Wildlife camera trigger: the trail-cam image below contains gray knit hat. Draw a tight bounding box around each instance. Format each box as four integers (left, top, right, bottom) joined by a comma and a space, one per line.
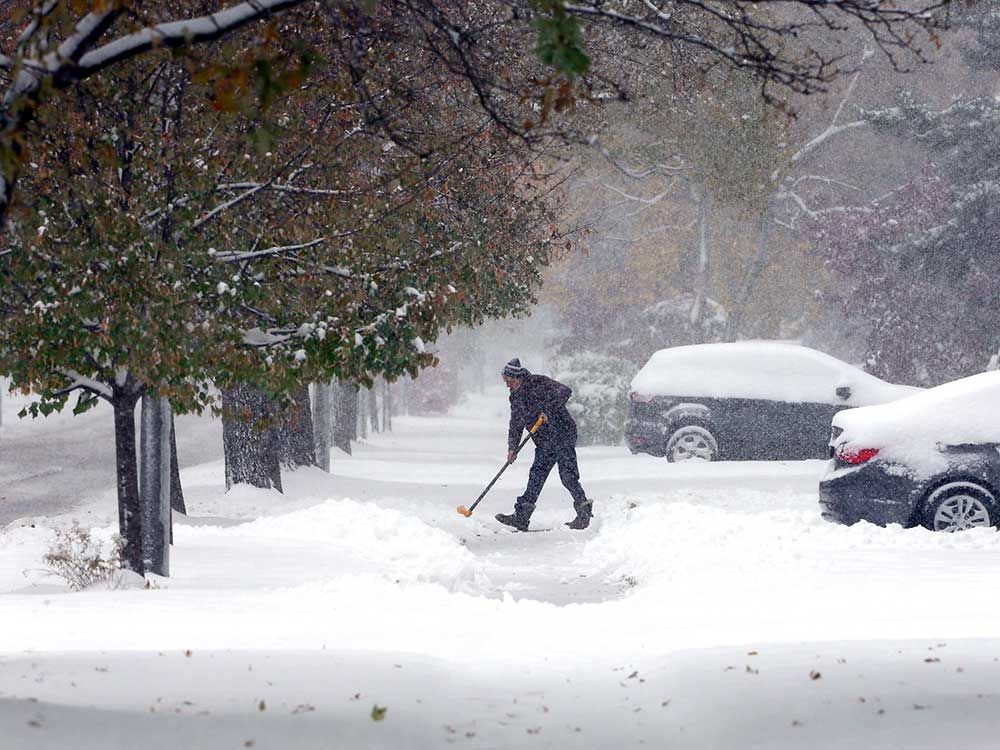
502, 357, 530, 378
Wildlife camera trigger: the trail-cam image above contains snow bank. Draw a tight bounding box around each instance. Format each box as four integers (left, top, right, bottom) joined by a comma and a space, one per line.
578, 493, 1000, 647
1, 495, 489, 597
630, 342, 917, 406
210, 498, 486, 590
832, 371, 1000, 476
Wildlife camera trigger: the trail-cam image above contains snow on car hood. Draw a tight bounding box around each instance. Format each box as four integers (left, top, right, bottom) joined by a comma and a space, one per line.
832, 371, 1000, 476
629, 342, 918, 406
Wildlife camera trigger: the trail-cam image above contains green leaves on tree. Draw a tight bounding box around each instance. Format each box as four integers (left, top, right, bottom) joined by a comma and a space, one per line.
531, 1, 590, 78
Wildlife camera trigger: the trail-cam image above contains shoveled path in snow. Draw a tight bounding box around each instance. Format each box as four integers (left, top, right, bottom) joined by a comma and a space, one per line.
329, 389, 822, 605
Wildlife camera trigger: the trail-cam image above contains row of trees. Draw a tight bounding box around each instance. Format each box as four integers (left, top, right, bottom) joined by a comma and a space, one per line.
1, 2, 558, 572
812, 9, 1000, 385
0, 0, 950, 574
543, 4, 998, 390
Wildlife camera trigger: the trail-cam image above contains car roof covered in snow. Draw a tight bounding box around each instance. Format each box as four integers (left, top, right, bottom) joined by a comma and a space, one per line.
629, 341, 918, 406
832, 370, 1000, 457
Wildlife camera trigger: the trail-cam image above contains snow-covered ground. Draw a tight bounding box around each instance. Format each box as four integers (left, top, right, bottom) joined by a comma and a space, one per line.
2, 388, 1000, 749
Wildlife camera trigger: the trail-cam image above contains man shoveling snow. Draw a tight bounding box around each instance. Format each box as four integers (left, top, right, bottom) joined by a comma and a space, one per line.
496, 358, 593, 531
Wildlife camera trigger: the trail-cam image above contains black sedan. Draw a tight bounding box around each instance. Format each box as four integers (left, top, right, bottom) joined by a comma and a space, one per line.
820, 371, 1000, 532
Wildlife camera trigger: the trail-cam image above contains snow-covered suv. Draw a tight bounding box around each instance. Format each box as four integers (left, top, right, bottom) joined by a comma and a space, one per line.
625, 342, 917, 462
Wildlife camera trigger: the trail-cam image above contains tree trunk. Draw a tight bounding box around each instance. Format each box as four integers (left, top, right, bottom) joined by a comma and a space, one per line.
170, 412, 186, 515
278, 383, 316, 468
690, 187, 710, 343
726, 212, 771, 342
139, 394, 171, 577
312, 382, 332, 472
332, 381, 357, 454
368, 385, 380, 433
221, 383, 282, 493
350, 387, 359, 441
358, 388, 368, 439
397, 378, 409, 417
382, 379, 392, 432
113, 394, 143, 573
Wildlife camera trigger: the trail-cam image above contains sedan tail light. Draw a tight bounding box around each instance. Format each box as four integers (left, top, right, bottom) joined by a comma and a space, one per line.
836, 446, 879, 465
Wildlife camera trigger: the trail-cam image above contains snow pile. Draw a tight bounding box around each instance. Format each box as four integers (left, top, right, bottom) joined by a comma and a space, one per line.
630, 342, 917, 406
185, 498, 488, 592
580, 493, 1000, 624
580, 496, 804, 592
832, 371, 1000, 476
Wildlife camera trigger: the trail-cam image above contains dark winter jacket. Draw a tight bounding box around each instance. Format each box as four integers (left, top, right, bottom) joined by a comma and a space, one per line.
507, 374, 577, 452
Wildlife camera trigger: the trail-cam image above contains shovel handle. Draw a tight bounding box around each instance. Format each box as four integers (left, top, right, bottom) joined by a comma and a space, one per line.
456, 414, 548, 518
529, 413, 547, 433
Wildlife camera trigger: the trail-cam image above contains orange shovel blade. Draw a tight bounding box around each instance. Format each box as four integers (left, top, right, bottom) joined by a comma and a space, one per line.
456, 505, 472, 517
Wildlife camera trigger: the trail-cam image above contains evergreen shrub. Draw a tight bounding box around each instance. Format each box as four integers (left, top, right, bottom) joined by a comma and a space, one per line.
553, 352, 637, 445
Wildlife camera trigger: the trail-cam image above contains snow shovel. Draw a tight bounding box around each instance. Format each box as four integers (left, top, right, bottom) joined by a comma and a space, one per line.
457, 413, 547, 518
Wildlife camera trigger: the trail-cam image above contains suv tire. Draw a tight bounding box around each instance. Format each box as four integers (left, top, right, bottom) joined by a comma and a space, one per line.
921, 482, 999, 532
665, 422, 719, 463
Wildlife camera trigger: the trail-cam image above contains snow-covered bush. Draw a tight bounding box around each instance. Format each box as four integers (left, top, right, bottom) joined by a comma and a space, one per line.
43, 524, 126, 590
553, 352, 637, 445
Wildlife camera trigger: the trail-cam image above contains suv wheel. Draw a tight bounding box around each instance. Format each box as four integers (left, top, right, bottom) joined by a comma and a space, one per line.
665, 423, 719, 462
922, 482, 998, 532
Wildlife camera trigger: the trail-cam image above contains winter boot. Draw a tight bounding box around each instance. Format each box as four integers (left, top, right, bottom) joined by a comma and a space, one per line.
496, 500, 534, 531
565, 499, 593, 530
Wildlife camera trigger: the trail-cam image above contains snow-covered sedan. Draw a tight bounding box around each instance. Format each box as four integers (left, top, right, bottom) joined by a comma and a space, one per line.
625, 342, 918, 462
820, 371, 1000, 532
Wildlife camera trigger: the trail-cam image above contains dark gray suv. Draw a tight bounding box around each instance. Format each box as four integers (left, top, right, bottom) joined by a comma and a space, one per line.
625, 342, 916, 462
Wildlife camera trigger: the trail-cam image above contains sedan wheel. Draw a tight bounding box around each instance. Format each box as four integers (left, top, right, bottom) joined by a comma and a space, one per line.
924, 483, 997, 532
665, 424, 719, 463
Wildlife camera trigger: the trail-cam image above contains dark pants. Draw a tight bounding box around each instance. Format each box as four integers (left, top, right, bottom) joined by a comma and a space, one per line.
515, 440, 590, 521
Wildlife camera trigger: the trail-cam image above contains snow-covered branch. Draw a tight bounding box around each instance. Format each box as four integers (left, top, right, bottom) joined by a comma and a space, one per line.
789, 119, 867, 166
789, 174, 861, 193
602, 183, 674, 206
214, 238, 325, 262
586, 135, 687, 180
216, 182, 345, 197
54, 369, 114, 401
0, 0, 308, 237
74, 0, 308, 78
788, 59, 872, 167
192, 182, 270, 231
321, 265, 354, 279
241, 327, 292, 348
